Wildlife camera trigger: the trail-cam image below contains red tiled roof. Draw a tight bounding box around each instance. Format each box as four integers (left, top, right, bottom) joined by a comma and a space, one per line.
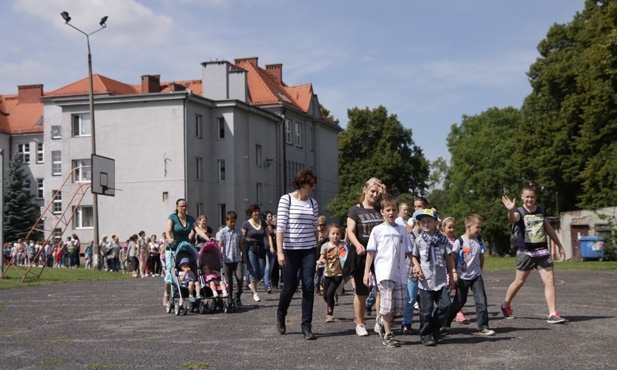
47, 74, 139, 97
0, 94, 43, 134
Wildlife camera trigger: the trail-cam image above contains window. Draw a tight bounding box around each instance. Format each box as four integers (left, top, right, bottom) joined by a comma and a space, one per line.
218, 117, 225, 139
23, 178, 31, 193
17, 143, 30, 163
218, 160, 226, 182
285, 119, 292, 144
295, 122, 302, 147
195, 203, 202, 217
72, 159, 92, 182
256, 182, 262, 204
36, 142, 44, 163
256, 144, 262, 167
37, 179, 44, 199
219, 203, 227, 227
51, 125, 62, 139
72, 113, 91, 137
195, 157, 202, 180
73, 206, 93, 228
52, 151, 61, 176
195, 114, 203, 138
52, 190, 62, 214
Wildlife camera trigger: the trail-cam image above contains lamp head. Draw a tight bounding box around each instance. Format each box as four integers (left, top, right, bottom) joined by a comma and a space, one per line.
60, 11, 71, 23
99, 16, 108, 27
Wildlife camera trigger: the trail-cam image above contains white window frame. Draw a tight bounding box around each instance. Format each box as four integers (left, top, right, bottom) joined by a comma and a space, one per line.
72, 159, 92, 183
52, 151, 61, 176
37, 178, 44, 199
196, 157, 202, 180
285, 119, 292, 144
218, 117, 225, 139
295, 122, 302, 147
52, 190, 62, 214
72, 113, 91, 137
22, 178, 31, 193
218, 159, 226, 183
195, 114, 203, 138
17, 143, 30, 163
73, 206, 93, 228
256, 144, 262, 167
36, 142, 44, 163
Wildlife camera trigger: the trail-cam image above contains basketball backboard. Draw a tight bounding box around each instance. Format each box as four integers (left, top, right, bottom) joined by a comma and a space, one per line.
91, 154, 115, 196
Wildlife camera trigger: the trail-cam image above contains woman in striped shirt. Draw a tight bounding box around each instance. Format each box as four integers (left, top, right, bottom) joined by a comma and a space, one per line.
275, 168, 319, 340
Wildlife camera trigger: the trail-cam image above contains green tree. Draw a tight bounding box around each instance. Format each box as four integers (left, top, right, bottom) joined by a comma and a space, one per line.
325, 105, 429, 223
444, 107, 523, 255
520, 0, 617, 211
3, 155, 41, 242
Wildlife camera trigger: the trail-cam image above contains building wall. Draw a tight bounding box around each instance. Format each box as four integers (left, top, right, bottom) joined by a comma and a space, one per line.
556, 206, 617, 260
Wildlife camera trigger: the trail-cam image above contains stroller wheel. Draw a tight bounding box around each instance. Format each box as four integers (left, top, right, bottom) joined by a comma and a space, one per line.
198, 301, 206, 314
174, 301, 181, 315
207, 299, 216, 314
222, 300, 228, 313
165, 299, 173, 314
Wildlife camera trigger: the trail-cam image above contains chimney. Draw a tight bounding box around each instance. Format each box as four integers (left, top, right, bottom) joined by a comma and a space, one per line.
234, 57, 258, 67
141, 75, 161, 93
265, 64, 283, 84
168, 82, 186, 92
17, 84, 43, 103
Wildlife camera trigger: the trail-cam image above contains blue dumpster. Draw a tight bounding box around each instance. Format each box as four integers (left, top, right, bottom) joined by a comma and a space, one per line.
580, 236, 605, 260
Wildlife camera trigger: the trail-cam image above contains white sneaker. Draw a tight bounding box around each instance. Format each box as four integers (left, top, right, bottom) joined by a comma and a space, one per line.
356, 324, 369, 337
375, 316, 385, 338
253, 293, 261, 302
478, 328, 496, 336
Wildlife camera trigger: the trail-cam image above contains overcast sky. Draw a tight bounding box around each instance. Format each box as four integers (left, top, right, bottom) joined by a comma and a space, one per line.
1, 0, 585, 161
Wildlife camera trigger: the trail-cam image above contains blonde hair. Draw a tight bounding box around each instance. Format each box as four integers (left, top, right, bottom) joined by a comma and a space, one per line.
359, 177, 384, 203
465, 213, 483, 227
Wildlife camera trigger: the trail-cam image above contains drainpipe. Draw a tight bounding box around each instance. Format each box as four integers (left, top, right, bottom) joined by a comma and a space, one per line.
281, 109, 287, 197
183, 93, 189, 201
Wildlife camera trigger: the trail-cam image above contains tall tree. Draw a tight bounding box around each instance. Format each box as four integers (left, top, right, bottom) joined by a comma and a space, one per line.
444, 107, 523, 255
3, 155, 41, 242
520, 0, 617, 211
325, 105, 429, 223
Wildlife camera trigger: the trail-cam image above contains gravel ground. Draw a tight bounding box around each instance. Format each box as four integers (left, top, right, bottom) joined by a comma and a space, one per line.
0, 269, 616, 369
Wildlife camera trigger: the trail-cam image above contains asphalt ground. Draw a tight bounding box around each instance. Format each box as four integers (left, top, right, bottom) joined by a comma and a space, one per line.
1, 269, 616, 370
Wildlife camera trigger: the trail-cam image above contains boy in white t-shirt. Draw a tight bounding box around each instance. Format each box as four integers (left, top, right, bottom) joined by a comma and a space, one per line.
364, 197, 414, 348
444, 213, 495, 336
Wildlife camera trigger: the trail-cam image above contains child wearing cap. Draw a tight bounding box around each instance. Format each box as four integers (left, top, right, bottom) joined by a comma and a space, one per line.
179, 258, 202, 302
412, 208, 456, 346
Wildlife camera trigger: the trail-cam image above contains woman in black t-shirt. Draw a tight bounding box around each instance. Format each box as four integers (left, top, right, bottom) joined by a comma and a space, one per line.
344, 177, 386, 337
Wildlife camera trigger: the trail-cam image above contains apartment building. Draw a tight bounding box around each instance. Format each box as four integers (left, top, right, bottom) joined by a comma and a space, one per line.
0, 57, 340, 242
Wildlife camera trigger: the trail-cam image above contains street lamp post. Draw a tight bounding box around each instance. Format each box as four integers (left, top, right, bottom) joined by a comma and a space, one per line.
61, 11, 108, 270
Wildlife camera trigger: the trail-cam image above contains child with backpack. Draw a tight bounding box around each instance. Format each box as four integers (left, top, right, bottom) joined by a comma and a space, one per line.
441, 217, 469, 325
501, 183, 567, 324
443, 214, 495, 336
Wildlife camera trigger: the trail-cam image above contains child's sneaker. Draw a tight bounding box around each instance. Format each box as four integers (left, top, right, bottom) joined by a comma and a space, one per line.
189, 295, 196, 302
501, 304, 514, 319
478, 328, 496, 336
382, 333, 401, 348
401, 324, 413, 335
326, 315, 334, 323
375, 316, 386, 338
355, 324, 369, 337
547, 311, 566, 324
456, 311, 469, 324
195, 294, 203, 300
253, 293, 261, 302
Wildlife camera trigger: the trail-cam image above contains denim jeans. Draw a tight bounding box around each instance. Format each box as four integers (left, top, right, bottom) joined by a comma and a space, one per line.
247, 248, 266, 283
402, 278, 419, 326
277, 248, 316, 329
418, 286, 451, 340
264, 248, 276, 289
446, 275, 489, 330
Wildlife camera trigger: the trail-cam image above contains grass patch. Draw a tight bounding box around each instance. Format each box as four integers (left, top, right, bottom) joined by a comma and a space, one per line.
36, 359, 69, 365
0, 328, 11, 333
484, 255, 617, 271
183, 361, 209, 369
24, 339, 73, 344
0, 267, 132, 290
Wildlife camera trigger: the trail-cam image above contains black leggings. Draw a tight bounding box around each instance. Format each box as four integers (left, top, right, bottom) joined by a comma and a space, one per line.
322, 275, 343, 314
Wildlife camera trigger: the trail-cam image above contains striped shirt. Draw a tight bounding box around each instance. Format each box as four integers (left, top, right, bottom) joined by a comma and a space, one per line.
276, 193, 318, 250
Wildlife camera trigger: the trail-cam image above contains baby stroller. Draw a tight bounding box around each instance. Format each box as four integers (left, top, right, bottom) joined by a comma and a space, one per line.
167, 241, 204, 315
199, 241, 234, 314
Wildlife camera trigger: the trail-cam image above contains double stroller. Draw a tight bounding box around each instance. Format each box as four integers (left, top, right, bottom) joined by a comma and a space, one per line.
166, 241, 205, 315
199, 241, 235, 314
